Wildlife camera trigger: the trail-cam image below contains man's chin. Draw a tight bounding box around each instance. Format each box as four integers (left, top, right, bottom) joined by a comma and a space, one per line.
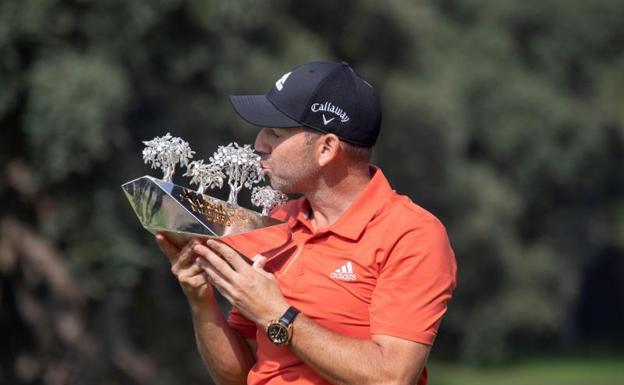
267, 179, 294, 195
266, 177, 281, 192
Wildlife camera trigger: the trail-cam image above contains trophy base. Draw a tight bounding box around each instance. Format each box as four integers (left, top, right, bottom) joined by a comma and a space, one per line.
121, 176, 287, 252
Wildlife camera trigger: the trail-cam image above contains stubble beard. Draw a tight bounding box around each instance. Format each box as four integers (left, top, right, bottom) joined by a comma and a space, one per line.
266, 161, 317, 195
266, 140, 318, 194
266, 172, 299, 195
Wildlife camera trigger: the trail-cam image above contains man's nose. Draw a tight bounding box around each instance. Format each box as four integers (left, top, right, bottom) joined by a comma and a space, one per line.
254, 128, 271, 155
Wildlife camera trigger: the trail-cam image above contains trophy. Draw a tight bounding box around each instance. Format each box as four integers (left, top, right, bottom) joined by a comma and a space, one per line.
121, 133, 289, 250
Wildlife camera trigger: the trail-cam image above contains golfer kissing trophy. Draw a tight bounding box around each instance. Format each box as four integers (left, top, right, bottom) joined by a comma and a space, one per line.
121, 133, 288, 250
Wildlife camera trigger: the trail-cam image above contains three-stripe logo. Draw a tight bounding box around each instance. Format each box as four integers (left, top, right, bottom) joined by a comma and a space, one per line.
330, 261, 357, 281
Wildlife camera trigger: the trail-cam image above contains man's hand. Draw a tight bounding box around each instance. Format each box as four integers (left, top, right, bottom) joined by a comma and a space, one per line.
156, 234, 258, 383
193, 239, 289, 328
156, 233, 213, 306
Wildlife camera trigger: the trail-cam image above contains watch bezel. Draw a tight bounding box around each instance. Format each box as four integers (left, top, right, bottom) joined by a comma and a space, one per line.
267, 320, 292, 345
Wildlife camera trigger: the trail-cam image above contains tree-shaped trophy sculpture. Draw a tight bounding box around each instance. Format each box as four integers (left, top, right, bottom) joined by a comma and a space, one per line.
210, 143, 265, 205
121, 133, 288, 251
184, 159, 225, 194
142, 132, 195, 182
252, 186, 289, 216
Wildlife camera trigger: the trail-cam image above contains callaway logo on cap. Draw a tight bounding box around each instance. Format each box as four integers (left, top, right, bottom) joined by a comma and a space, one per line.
229, 61, 381, 147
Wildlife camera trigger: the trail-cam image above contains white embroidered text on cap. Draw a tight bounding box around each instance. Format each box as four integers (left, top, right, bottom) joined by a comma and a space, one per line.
311, 102, 350, 123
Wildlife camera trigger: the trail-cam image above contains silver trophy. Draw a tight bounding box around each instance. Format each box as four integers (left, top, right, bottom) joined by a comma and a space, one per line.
121, 133, 288, 249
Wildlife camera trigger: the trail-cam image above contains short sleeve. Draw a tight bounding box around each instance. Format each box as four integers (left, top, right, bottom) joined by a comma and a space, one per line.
227, 307, 257, 340
369, 217, 457, 346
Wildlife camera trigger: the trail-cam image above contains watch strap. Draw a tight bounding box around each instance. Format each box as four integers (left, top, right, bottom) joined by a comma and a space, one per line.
278, 306, 300, 327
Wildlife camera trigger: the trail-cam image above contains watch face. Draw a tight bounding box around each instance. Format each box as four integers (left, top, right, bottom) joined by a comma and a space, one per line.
267, 323, 289, 345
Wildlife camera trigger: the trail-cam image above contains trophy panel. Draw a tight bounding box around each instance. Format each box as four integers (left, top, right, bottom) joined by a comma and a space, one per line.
122, 176, 285, 246
122, 176, 216, 237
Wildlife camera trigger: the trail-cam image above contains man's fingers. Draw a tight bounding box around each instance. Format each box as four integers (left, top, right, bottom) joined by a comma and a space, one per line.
205, 239, 248, 271
193, 244, 238, 280
183, 274, 209, 289
171, 239, 201, 272
156, 232, 200, 269
196, 257, 235, 297
156, 233, 180, 260
252, 255, 274, 279
176, 261, 204, 280
252, 254, 267, 269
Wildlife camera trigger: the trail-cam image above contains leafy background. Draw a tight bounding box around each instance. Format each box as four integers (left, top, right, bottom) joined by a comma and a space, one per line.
1, 0, 623, 384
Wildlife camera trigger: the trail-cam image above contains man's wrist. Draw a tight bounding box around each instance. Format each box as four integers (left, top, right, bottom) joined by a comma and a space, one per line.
189, 296, 221, 319
266, 306, 301, 346
260, 304, 291, 331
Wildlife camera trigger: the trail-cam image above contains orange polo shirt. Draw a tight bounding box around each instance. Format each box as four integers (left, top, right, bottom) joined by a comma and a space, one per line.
224, 166, 457, 385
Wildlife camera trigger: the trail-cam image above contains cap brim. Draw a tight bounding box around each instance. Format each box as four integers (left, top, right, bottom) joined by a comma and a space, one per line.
229, 95, 301, 128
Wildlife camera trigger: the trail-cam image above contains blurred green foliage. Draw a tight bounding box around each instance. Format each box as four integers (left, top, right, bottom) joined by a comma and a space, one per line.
1, 0, 623, 384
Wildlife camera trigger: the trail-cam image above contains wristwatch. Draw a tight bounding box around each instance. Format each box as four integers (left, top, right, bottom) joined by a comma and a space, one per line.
266, 306, 300, 345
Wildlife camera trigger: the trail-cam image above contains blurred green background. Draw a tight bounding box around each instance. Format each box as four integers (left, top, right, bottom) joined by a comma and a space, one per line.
1, 0, 623, 384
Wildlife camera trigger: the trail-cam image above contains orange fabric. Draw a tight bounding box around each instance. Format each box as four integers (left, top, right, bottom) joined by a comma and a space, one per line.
224, 166, 457, 385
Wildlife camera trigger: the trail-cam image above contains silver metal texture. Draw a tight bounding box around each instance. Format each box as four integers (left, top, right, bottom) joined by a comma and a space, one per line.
121, 175, 283, 247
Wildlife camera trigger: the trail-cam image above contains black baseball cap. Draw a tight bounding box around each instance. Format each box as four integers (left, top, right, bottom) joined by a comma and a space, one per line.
229, 61, 381, 147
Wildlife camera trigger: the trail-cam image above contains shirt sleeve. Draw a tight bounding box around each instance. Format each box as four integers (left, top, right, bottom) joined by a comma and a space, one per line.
369, 217, 457, 346
227, 307, 258, 340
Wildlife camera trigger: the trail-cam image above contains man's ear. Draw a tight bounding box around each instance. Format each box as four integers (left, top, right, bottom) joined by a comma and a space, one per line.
317, 134, 341, 167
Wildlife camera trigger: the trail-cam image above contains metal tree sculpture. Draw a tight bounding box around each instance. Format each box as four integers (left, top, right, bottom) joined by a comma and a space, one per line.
251, 186, 288, 216
184, 160, 225, 194
142, 132, 195, 182
209, 143, 264, 205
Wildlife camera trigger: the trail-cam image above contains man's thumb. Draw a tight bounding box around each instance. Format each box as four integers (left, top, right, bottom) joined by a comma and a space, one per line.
252, 254, 268, 271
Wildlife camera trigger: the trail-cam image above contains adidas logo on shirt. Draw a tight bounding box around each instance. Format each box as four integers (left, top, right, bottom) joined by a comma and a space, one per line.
330, 261, 357, 281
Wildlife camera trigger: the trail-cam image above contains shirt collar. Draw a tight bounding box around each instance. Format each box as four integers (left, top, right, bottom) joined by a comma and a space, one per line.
287, 165, 395, 240
285, 198, 311, 230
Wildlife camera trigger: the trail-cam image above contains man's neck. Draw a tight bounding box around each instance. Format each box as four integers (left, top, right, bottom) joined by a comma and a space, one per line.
304, 164, 372, 231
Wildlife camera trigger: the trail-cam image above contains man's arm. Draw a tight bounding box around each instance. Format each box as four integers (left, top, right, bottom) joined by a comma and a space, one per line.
289, 315, 430, 385
194, 239, 431, 385
188, 300, 256, 385
156, 234, 255, 385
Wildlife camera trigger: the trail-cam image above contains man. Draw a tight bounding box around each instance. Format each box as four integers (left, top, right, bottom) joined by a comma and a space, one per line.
156, 61, 457, 385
